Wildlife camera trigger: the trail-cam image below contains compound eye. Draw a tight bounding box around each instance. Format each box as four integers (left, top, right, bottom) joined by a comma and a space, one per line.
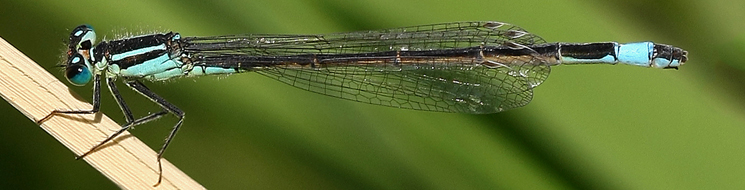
65, 53, 93, 86
69, 24, 96, 51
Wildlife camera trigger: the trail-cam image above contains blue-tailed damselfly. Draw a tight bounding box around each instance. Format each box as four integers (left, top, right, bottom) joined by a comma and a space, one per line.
38, 21, 688, 185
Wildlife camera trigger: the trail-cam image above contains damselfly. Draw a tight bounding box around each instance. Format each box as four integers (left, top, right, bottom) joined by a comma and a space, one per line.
38, 21, 688, 185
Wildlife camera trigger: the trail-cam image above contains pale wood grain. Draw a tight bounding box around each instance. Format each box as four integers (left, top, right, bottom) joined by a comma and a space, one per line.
0, 37, 205, 189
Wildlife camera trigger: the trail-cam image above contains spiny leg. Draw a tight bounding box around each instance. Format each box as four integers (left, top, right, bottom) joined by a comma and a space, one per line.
125, 80, 185, 186
107, 77, 135, 122
76, 77, 169, 158
37, 74, 175, 185
75, 110, 168, 159
37, 74, 102, 124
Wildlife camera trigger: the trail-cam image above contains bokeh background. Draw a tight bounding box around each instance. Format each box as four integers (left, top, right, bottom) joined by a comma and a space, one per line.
1, 0, 744, 189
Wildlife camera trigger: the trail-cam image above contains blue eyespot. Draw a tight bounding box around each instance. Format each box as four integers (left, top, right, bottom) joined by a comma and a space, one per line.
65, 54, 93, 86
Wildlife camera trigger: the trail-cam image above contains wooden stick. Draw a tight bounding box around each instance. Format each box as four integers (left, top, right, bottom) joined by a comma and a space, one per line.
0, 37, 204, 189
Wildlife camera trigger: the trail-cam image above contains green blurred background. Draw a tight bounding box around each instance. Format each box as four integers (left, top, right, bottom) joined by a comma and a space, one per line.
1, 0, 744, 189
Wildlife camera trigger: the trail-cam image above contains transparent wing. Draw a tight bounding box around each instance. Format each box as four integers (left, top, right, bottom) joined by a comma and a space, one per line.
183, 21, 552, 113
183, 21, 547, 55
255, 56, 549, 114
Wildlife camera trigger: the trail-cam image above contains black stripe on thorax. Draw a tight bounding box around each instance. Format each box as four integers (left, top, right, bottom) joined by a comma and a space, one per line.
97, 32, 179, 69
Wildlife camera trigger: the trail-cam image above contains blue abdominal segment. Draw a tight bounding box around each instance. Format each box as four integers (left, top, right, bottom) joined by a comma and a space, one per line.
616, 42, 654, 67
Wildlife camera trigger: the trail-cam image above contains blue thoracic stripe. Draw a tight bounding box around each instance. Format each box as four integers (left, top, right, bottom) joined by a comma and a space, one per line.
111, 44, 167, 61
